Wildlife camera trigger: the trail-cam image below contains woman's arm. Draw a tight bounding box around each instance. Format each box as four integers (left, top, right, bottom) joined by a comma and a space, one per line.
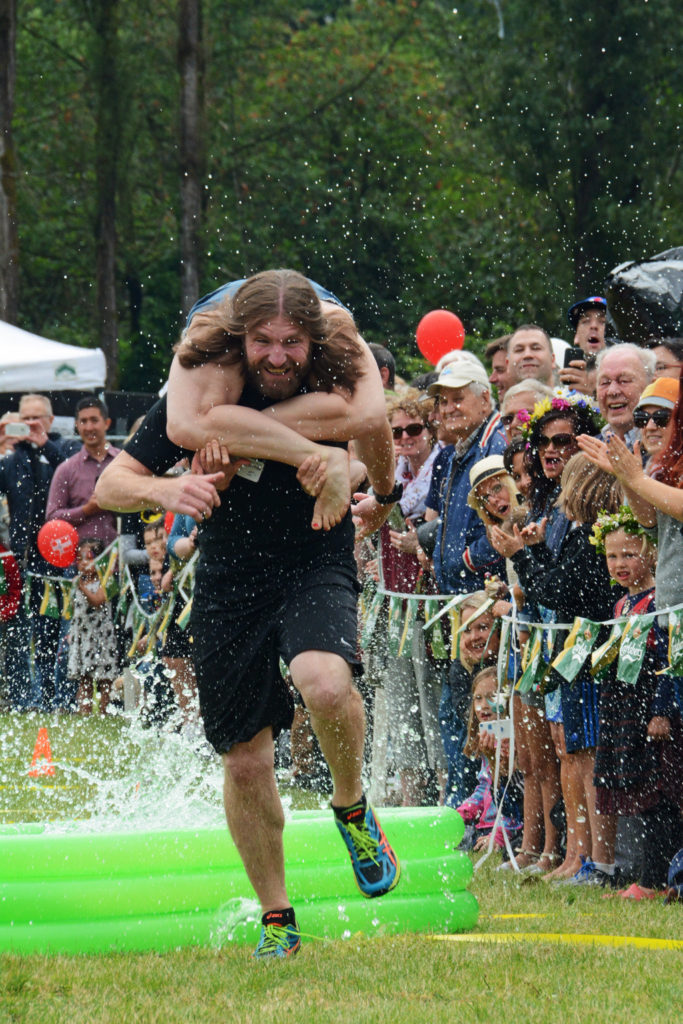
578, 435, 665, 525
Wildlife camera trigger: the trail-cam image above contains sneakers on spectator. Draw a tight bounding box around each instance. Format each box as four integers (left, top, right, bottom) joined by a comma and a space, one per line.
560, 856, 618, 888
252, 909, 301, 960
334, 797, 400, 898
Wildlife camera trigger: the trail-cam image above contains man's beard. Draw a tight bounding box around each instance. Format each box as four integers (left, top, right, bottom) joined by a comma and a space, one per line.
244, 353, 313, 401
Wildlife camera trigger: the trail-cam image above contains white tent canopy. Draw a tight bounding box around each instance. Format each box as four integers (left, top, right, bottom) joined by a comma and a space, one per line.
0, 320, 106, 392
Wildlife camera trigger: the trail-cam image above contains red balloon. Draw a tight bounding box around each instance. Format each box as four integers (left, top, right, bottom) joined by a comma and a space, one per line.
416, 309, 465, 365
37, 520, 79, 568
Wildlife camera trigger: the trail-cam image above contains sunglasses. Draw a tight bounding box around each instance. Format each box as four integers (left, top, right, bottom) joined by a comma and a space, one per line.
392, 423, 425, 439
537, 433, 575, 451
633, 408, 671, 429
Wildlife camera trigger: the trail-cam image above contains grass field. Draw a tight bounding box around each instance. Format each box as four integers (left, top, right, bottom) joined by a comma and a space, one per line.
1, 712, 681, 1024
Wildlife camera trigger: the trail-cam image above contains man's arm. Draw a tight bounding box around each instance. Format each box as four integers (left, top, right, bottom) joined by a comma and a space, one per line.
95, 451, 226, 521
263, 338, 388, 443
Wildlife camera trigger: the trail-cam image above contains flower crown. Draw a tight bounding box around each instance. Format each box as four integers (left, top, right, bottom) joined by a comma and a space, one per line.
590, 505, 658, 555
517, 388, 603, 442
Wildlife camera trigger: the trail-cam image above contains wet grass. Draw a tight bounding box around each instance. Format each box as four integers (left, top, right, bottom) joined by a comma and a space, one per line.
0, 713, 681, 1023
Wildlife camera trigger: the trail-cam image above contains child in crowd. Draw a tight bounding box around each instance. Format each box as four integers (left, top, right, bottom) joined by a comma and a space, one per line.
457, 666, 523, 852
67, 539, 119, 714
442, 591, 500, 807
593, 507, 683, 898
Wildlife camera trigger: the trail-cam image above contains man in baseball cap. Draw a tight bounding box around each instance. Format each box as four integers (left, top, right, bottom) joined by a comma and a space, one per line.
567, 296, 608, 358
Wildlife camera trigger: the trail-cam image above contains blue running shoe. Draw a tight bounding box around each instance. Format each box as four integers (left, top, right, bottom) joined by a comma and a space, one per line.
334, 799, 400, 898
560, 856, 616, 888
252, 910, 300, 960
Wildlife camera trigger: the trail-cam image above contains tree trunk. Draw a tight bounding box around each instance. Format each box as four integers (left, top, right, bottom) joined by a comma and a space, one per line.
178, 0, 205, 318
92, 0, 121, 387
0, 0, 19, 322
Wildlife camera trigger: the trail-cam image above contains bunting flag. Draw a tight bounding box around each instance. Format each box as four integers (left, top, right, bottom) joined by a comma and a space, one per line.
617, 613, 656, 685
59, 579, 74, 621
360, 591, 384, 649
551, 618, 602, 683
176, 596, 193, 632
516, 626, 546, 694
39, 580, 61, 619
591, 622, 625, 679
157, 594, 176, 646
24, 574, 32, 613
497, 617, 513, 685
93, 543, 119, 601
397, 597, 417, 659
448, 607, 461, 661
667, 608, 683, 675
387, 595, 404, 657
424, 599, 448, 660
127, 615, 147, 660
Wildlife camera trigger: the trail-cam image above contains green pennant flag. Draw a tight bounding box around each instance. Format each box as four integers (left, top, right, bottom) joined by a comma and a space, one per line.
94, 545, 119, 601
617, 613, 655, 685
127, 612, 147, 660
551, 618, 601, 683
157, 594, 176, 646
360, 592, 384, 649
497, 617, 513, 685
387, 595, 404, 657
591, 622, 625, 679
116, 587, 130, 622
39, 580, 61, 619
397, 598, 417, 659
516, 626, 547, 695
176, 597, 193, 632
59, 580, 74, 621
667, 608, 683, 675
0, 556, 7, 597
424, 599, 448, 660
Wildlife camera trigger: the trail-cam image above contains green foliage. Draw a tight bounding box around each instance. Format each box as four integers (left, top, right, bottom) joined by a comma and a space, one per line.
9, 0, 683, 386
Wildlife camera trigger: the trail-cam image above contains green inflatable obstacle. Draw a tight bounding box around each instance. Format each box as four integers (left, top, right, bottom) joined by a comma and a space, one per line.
0, 807, 478, 954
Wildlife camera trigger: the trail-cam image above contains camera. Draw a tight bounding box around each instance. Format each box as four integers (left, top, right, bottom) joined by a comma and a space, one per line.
4, 422, 31, 438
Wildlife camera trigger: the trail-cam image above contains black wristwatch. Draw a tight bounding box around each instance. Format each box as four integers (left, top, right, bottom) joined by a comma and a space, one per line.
373, 482, 403, 505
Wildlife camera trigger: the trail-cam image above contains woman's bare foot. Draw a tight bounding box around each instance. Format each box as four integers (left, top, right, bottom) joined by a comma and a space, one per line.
312, 447, 350, 530
544, 858, 581, 881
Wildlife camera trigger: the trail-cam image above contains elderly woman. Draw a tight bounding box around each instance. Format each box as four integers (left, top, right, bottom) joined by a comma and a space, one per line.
374, 388, 444, 805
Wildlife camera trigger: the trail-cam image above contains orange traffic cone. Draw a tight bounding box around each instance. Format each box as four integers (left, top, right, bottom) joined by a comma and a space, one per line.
28, 727, 55, 778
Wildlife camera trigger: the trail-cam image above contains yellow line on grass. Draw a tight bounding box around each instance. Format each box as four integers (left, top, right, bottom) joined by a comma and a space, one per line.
432, 932, 682, 951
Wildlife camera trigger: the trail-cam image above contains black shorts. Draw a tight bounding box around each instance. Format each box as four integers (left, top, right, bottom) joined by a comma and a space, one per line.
190, 563, 361, 754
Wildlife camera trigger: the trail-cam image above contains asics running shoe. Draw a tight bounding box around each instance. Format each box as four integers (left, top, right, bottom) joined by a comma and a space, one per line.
252, 910, 301, 960
334, 799, 400, 898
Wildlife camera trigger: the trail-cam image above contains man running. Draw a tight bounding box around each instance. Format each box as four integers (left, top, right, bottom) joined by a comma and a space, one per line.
97, 270, 400, 958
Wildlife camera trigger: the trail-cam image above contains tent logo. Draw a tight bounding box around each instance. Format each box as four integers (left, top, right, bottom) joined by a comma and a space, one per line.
55, 363, 77, 380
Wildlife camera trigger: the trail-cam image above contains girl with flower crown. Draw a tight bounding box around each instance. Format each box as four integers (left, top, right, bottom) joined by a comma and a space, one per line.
591, 508, 682, 899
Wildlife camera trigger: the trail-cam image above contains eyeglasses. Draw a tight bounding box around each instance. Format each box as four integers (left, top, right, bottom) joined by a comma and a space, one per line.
633, 408, 671, 429
537, 433, 575, 451
392, 423, 425, 439
479, 482, 506, 504
501, 412, 524, 427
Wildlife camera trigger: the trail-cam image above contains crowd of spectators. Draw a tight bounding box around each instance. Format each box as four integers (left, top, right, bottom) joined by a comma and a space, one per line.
0, 295, 681, 899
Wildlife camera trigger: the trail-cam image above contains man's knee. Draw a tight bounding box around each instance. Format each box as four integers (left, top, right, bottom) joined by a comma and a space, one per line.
223, 731, 275, 790
290, 651, 355, 719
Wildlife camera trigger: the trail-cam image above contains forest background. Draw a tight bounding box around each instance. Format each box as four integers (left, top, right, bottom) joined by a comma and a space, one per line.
0, 0, 681, 390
